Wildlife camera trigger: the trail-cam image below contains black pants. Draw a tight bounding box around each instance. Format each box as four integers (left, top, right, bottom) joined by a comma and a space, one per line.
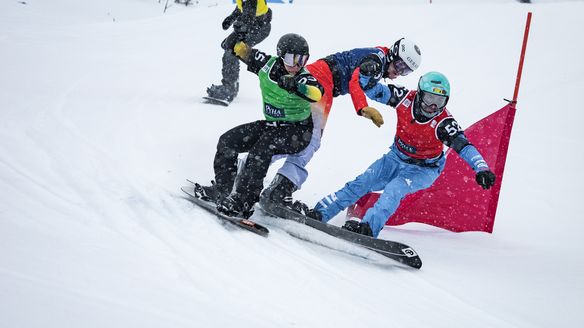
213, 117, 313, 205
220, 22, 271, 90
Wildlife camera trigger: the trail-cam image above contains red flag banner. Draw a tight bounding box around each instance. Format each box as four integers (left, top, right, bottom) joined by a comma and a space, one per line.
347, 104, 516, 233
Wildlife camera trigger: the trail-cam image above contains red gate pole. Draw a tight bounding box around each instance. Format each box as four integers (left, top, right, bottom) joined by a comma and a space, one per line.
511, 12, 532, 108
485, 12, 533, 231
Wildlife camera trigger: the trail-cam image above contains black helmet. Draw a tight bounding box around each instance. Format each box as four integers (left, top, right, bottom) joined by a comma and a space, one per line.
277, 33, 309, 57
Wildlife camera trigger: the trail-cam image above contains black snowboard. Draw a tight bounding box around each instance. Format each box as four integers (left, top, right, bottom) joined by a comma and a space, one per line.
259, 199, 422, 269
181, 182, 269, 237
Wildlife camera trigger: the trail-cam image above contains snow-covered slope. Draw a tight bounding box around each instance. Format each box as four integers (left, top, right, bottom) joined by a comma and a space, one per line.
1, 0, 583, 327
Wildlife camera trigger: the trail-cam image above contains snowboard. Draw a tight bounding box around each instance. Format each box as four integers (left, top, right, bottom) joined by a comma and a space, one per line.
181, 181, 269, 237
202, 96, 230, 107
259, 199, 422, 269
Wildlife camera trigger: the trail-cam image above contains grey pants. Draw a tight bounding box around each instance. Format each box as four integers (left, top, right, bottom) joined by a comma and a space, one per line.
219, 22, 271, 89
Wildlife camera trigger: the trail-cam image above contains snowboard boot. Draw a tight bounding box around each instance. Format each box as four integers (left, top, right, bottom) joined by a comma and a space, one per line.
206, 83, 237, 103
342, 220, 373, 237
217, 192, 254, 219
260, 174, 298, 208
290, 201, 323, 222
194, 181, 219, 203
195, 180, 232, 205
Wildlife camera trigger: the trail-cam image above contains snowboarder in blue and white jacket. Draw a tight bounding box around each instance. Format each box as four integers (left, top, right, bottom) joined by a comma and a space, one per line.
260, 38, 422, 209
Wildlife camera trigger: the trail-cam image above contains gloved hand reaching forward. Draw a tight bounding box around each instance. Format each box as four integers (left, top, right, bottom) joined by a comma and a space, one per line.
233, 41, 251, 60
278, 75, 297, 93
476, 170, 496, 190
221, 14, 236, 30
360, 106, 384, 127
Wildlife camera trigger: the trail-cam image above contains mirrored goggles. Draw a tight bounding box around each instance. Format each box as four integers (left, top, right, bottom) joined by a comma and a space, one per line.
421, 91, 448, 109
282, 53, 309, 68
393, 58, 413, 76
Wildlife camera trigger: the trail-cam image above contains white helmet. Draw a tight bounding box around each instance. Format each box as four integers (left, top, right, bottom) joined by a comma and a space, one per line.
389, 38, 422, 74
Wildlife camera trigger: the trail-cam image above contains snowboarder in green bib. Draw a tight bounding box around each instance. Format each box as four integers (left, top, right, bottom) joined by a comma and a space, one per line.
196, 33, 324, 219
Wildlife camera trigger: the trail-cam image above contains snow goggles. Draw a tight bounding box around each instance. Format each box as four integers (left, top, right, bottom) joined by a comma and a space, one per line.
421, 91, 448, 109
393, 58, 413, 76
282, 53, 309, 68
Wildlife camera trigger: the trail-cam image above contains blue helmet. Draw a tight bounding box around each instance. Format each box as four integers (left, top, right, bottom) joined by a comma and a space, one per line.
418, 71, 450, 96
416, 72, 450, 118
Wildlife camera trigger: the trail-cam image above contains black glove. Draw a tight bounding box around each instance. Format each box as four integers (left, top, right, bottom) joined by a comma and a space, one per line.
222, 15, 235, 30
278, 75, 297, 93
476, 170, 496, 190
359, 60, 380, 76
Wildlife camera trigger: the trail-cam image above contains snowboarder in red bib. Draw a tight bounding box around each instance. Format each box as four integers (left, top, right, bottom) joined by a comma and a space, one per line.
302, 72, 496, 237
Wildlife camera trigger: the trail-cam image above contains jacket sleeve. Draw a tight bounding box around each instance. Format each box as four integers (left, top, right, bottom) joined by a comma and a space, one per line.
348, 68, 369, 113
360, 81, 408, 108
436, 117, 490, 172
360, 75, 391, 105
294, 74, 324, 103
351, 54, 387, 110
241, 48, 271, 75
